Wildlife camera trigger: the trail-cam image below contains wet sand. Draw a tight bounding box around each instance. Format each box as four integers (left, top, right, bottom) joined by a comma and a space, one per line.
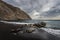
0, 22, 60, 40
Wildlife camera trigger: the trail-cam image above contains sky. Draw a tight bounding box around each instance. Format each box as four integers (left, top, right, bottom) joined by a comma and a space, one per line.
2, 0, 60, 20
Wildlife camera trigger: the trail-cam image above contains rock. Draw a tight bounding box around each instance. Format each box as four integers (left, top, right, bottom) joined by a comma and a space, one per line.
0, 0, 31, 20
25, 28, 35, 33
33, 22, 46, 28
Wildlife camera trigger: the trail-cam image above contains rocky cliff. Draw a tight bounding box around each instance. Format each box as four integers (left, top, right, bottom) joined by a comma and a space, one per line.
0, 0, 31, 20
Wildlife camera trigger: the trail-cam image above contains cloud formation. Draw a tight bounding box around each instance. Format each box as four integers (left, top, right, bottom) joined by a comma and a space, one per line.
2, 0, 60, 20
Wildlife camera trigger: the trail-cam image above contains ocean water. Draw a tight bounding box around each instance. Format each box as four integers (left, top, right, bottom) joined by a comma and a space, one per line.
19, 20, 60, 29
2, 20, 60, 29
44, 21, 60, 29
1, 20, 60, 29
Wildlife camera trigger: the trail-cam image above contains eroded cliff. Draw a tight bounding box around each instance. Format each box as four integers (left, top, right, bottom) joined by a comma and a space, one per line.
0, 0, 31, 20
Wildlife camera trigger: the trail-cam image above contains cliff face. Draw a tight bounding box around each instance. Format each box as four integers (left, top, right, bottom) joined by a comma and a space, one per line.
0, 0, 31, 20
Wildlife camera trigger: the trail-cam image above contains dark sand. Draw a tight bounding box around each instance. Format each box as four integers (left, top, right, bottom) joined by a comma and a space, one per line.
0, 22, 60, 40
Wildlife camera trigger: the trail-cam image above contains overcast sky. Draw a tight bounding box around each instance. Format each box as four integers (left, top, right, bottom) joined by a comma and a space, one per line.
2, 0, 60, 20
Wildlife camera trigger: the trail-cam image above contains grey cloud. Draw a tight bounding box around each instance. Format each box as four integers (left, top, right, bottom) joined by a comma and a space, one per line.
2, 0, 60, 19
41, 7, 60, 18
38, 0, 60, 18
2, 0, 47, 13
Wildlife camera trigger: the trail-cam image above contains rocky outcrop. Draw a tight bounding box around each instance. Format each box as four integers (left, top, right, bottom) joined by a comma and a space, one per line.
0, 0, 31, 20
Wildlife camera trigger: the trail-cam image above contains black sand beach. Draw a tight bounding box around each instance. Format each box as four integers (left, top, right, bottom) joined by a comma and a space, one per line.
0, 22, 60, 40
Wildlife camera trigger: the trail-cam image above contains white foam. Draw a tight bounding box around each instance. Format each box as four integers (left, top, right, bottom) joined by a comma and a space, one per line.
41, 28, 60, 37
0, 21, 34, 24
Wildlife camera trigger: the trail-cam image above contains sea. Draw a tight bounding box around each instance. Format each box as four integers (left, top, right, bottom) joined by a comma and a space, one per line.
1, 20, 60, 29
